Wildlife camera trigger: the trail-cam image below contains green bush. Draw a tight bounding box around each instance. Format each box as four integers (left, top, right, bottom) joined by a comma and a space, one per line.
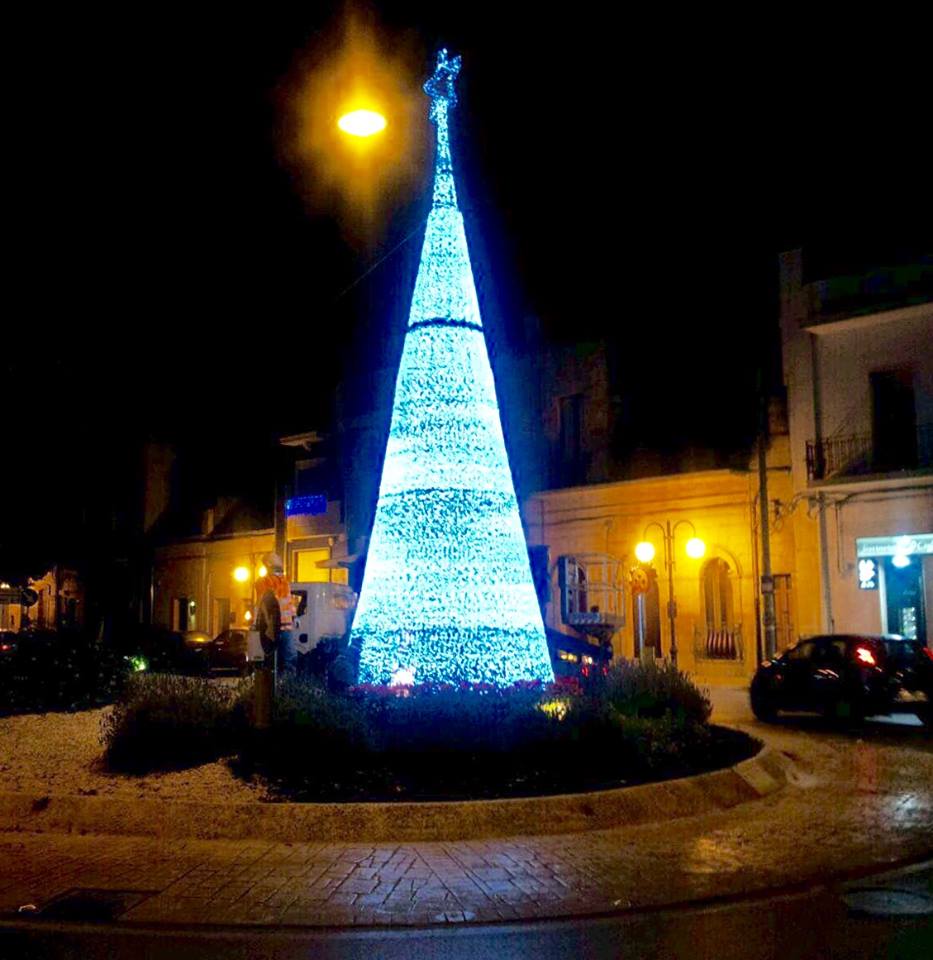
0, 630, 130, 716
102, 674, 245, 773
97, 661, 750, 798
236, 683, 604, 800
593, 659, 712, 724
232, 667, 742, 801
234, 674, 372, 790
355, 681, 622, 798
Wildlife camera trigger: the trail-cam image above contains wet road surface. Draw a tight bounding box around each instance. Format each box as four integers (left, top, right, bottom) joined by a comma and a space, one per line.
3, 861, 930, 959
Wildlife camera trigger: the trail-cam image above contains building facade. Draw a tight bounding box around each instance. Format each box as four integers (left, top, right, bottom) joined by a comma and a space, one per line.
149, 433, 349, 636
779, 250, 932, 646
145, 250, 931, 665
524, 412, 817, 685
0, 584, 24, 631
26, 567, 85, 631
0, 568, 85, 633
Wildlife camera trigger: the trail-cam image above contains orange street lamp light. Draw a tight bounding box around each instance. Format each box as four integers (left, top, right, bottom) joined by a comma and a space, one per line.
686, 537, 706, 559
634, 541, 656, 564
337, 108, 387, 137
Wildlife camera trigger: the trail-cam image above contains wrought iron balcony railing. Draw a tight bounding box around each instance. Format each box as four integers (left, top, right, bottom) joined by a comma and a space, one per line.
806, 424, 932, 482
805, 260, 933, 327
694, 626, 744, 662
557, 554, 626, 643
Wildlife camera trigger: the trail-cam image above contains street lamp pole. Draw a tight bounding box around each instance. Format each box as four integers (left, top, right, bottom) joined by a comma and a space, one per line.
641, 519, 699, 667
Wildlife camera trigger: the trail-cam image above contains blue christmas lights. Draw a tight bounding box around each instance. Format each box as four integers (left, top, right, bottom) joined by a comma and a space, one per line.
351, 50, 554, 687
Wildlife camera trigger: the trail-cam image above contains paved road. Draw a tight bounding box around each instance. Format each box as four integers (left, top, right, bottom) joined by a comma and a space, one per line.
0, 687, 929, 936
710, 683, 928, 726
710, 684, 933, 753
3, 861, 931, 959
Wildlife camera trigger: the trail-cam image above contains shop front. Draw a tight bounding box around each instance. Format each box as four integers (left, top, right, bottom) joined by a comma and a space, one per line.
856, 534, 932, 644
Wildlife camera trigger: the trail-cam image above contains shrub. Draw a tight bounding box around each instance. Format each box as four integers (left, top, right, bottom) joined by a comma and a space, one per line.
234, 677, 602, 799
591, 659, 712, 725
232, 668, 743, 801
96, 659, 750, 797
102, 673, 244, 773
0, 629, 129, 716
235, 674, 372, 789
357, 681, 551, 753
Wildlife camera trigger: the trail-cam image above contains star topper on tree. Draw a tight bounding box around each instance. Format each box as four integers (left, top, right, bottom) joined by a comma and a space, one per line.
423, 48, 461, 117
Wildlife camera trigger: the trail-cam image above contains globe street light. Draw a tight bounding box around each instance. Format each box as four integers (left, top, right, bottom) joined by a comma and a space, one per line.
637, 520, 705, 666
635, 541, 656, 564
686, 537, 706, 560
337, 108, 387, 137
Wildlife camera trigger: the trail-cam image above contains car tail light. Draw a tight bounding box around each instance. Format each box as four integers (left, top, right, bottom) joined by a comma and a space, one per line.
923, 647, 933, 664
854, 646, 876, 666
0, 643, 12, 652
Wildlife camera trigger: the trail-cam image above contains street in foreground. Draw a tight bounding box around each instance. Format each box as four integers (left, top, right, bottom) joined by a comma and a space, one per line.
0, 692, 931, 959
3, 860, 931, 960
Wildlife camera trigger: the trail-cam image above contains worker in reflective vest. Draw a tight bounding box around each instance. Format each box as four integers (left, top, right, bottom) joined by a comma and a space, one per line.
254, 553, 296, 671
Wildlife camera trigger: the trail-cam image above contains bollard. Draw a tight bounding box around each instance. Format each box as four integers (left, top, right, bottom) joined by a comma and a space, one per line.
254, 664, 273, 729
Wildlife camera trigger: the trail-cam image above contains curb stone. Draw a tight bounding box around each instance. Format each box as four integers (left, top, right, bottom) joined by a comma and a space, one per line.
0, 745, 790, 843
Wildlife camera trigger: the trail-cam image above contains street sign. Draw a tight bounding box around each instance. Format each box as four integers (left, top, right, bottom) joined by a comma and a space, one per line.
285, 495, 327, 517
630, 567, 649, 595
21, 588, 39, 607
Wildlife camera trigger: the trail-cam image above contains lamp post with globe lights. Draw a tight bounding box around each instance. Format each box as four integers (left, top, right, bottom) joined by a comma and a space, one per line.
635, 521, 705, 666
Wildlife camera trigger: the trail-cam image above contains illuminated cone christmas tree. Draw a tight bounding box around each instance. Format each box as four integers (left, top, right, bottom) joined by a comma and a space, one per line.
351, 50, 554, 686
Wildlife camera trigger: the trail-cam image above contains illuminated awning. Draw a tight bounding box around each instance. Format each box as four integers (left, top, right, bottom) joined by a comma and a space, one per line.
856, 534, 933, 558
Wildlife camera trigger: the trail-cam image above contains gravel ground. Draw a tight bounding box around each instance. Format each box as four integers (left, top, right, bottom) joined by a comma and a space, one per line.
0, 708, 269, 802
0, 690, 748, 806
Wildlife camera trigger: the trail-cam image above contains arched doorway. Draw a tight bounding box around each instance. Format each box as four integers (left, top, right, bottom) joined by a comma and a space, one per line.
700, 557, 739, 660
702, 557, 735, 632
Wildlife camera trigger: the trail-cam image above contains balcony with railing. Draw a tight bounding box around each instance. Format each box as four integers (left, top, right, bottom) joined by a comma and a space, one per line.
805, 258, 933, 328
693, 625, 744, 662
557, 554, 625, 644
806, 424, 933, 482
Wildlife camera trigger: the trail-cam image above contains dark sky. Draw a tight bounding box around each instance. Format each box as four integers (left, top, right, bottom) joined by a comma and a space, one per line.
2, 2, 931, 577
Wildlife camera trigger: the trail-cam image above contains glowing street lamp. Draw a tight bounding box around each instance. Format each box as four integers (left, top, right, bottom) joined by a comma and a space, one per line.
686, 537, 706, 560
233, 566, 250, 583
337, 108, 387, 138
635, 541, 656, 564
636, 520, 705, 665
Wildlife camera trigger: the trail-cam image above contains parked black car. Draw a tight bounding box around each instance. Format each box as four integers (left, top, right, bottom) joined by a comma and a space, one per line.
750, 634, 932, 725
110, 624, 210, 676
209, 628, 249, 674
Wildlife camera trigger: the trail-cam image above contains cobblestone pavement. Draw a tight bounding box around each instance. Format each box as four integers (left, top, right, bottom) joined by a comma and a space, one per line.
1, 694, 930, 928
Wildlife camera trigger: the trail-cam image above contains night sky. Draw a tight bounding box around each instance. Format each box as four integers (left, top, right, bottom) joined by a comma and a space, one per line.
2, 2, 930, 579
